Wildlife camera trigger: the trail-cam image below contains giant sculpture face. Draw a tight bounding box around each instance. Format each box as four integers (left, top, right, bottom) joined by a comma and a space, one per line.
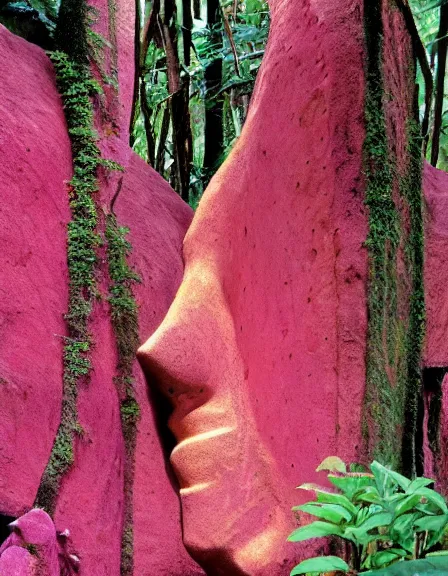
138, 250, 291, 574
138, 0, 370, 573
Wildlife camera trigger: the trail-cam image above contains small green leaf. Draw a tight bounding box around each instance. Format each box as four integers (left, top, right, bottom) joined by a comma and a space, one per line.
389, 513, 419, 554
406, 477, 435, 493
393, 493, 423, 517
329, 474, 375, 499
356, 511, 392, 531
354, 486, 382, 505
415, 514, 448, 533
414, 488, 448, 513
371, 549, 407, 569
316, 456, 347, 474
344, 527, 389, 546
294, 503, 352, 524
290, 556, 349, 576
371, 461, 411, 491
287, 521, 343, 543
296, 484, 358, 515
363, 556, 448, 576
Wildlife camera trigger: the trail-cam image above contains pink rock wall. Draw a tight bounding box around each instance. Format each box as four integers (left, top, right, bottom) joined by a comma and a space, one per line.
0, 25, 71, 516
423, 162, 448, 493
0, 23, 202, 576
423, 162, 448, 367
138, 0, 368, 573
138, 0, 424, 573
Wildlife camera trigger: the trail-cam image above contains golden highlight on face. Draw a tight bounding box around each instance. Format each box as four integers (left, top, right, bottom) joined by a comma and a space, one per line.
138, 263, 291, 575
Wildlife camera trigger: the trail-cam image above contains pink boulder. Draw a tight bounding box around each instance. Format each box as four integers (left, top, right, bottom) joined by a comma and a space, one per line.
0, 23, 201, 576
0, 546, 36, 576
0, 509, 59, 576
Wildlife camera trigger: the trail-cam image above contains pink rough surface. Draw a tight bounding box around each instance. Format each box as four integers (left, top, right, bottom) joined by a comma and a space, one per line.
88, 0, 135, 142
0, 510, 59, 576
0, 25, 71, 516
0, 546, 36, 576
423, 161, 448, 366
422, 373, 448, 495
422, 163, 448, 493
114, 153, 203, 576
0, 22, 201, 576
138, 0, 368, 573
54, 153, 200, 576
438, 374, 448, 493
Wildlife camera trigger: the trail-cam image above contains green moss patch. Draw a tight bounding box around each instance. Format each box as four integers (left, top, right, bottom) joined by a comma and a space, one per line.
35, 50, 103, 514
362, 0, 425, 475
105, 214, 141, 576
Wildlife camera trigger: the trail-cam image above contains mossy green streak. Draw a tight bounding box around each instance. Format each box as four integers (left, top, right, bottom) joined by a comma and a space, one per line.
362, 0, 425, 475
106, 214, 141, 576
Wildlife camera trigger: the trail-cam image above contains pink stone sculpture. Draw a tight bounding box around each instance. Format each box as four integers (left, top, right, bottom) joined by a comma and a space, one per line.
0, 509, 74, 576
138, 0, 369, 573
0, 22, 202, 576
0, 0, 446, 573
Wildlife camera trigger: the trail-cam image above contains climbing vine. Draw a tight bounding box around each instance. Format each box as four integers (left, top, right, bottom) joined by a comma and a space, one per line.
363, 0, 402, 470
35, 50, 104, 513
105, 212, 141, 576
34, 3, 141, 572
400, 118, 425, 476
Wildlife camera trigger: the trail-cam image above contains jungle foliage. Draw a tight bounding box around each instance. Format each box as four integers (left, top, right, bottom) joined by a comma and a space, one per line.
289, 457, 448, 576
130, 0, 269, 205
1, 0, 448, 199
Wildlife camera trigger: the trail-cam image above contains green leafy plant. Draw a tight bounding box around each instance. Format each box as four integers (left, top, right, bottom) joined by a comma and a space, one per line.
288, 457, 448, 575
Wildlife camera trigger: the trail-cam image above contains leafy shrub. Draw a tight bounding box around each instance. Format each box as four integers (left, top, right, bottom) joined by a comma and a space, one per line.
288, 457, 448, 575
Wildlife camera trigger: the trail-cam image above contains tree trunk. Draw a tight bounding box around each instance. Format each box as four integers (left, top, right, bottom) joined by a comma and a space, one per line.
203, 0, 224, 178
161, 0, 192, 201
431, 4, 448, 167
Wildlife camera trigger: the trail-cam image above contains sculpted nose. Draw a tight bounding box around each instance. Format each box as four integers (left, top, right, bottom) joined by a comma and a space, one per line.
137, 320, 212, 401
137, 265, 238, 444
137, 265, 226, 405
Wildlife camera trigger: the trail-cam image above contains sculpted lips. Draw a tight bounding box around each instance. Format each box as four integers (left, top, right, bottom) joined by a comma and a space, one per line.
137, 302, 240, 496
167, 384, 240, 494
171, 425, 237, 495
137, 262, 246, 496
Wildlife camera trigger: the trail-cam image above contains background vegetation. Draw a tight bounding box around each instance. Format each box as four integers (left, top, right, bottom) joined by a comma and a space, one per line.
1, 0, 448, 201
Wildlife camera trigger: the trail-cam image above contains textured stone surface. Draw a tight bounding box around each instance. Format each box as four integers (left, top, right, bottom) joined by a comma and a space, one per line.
0, 510, 58, 576
53, 152, 201, 576
0, 547, 36, 576
423, 162, 448, 367
0, 24, 71, 516
138, 0, 368, 573
422, 163, 448, 494
0, 23, 201, 576
115, 154, 203, 576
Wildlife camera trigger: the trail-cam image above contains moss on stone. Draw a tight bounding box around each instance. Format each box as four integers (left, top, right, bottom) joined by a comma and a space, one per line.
362, 0, 424, 475
36, 3, 140, 570
105, 214, 141, 576
35, 51, 103, 514
400, 118, 425, 477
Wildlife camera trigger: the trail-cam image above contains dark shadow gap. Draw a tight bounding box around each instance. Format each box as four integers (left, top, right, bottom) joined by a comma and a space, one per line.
0, 514, 16, 546
424, 367, 448, 459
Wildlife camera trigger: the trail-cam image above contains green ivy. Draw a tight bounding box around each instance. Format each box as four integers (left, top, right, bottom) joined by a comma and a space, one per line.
35, 50, 105, 513
363, 0, 404, 470
105, 214, 141, 576
34, 3, 141, 571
